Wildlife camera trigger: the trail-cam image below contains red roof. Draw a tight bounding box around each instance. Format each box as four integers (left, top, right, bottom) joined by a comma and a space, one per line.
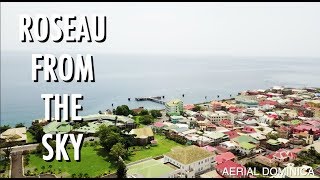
242, 126, 256, 133
153, 122, 165, 128
184, 104, 195, 110
216, 160, 247, 178
259, 100, 278, 106
224, 130, 239, 139
272, 149, 297, 160
215, 146, 229, 154
215, 152, 236, 164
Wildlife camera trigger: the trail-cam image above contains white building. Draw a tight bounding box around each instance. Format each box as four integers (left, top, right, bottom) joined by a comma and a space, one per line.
163, 145, 215, 178
201, 111, 230, 124
166, 99, 183, 116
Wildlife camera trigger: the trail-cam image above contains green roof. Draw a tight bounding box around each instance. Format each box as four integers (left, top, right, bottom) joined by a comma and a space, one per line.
73, 121, 113, 134
267, 139, 281, 145
43, 121, 72, 134
291, 120, 302, 125
233, 135, 259, 144
127, 159, 176, 178
204, 132, 228, 140
239, 142, 256, 150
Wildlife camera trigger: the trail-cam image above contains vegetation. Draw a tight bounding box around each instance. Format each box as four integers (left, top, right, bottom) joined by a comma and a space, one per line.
116, 158, 127, 178
0, 125, 10, 133
96, 125, 124, 151
139, 109, 149, 116
27, 134, 182, 177
192, 105, 202, 112
165, 132, 187, 145
28, 122, 45, 143
114, 105, 131, 116
15, 123, 25, 128
293, 146, 320, 167
73, 121, 89, 129
0, 159, 9, 174
26, 146, 117, 177
125, 134, 183, 163
26, 131, 36, 143
139, 115, 154, 125
150, 110, 162, 118
109, 143, 128, 161
266, 132, 279, 140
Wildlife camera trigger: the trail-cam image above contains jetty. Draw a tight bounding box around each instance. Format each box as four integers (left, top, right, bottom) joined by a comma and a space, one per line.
135, 96, 165, 105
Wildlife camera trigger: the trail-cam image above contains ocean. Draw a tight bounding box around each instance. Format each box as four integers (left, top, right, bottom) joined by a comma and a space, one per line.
1, 52, 319, 127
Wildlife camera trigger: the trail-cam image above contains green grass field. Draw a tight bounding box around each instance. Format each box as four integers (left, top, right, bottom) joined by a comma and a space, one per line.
126, 134, 183, 163
26, 134, 182, 177
26, 146, 117, 177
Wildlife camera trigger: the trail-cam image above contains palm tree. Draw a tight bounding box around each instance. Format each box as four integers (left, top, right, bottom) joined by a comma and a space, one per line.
115, 116, 118, 126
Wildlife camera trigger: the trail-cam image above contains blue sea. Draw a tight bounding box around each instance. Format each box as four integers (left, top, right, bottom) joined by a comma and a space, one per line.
1, 52, 320, 127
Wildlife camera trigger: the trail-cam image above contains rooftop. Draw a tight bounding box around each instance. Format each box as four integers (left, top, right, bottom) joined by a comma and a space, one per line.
127, 159, 177, 178
267, 139, 281, 145
165, 145, 213, 165
166, 99, 182, 107
239, 142, 256, 150
0, 127, 27, 142
43, 121, 72, 134
129, 127, 154, 139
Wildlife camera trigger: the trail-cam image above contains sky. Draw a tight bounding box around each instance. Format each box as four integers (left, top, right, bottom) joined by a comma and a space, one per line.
1, 2, 320, 57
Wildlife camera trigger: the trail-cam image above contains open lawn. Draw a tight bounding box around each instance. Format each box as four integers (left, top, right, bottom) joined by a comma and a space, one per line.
126, 134, 183, 163
26, 146, 117, 178
26, 134, 183, 177
26, 131, 36, 143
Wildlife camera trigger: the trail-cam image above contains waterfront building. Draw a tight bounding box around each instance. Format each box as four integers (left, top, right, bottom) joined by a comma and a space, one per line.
166, 99, 183, 116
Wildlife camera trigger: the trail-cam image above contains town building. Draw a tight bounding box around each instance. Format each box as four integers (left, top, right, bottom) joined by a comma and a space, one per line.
166, 99, 184, 116
163, 145, 215, 178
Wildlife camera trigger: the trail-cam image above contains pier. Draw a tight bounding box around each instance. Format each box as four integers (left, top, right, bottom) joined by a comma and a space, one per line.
135, 96, 165, 105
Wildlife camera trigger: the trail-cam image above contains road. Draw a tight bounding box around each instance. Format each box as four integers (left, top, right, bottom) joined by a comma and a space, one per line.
10, 151, 24, 178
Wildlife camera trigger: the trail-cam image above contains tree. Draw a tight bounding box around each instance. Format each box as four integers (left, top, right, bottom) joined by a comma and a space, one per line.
96, 125, 124, 151
3, 135, 21, 160
122, 133, 136, 150
15, 123, 25, 128
139, 109, 149, 116
116, 158, 127, 178
150, 110, 162, 118
115, 105, 130, 116
110, 143, 128, 161
28, 122, 45, 143
192, 105, 201, 112
266, 132, 279, 140
139, 115, 154, 125
129, 110, 138, 116
0, 125, 10, 133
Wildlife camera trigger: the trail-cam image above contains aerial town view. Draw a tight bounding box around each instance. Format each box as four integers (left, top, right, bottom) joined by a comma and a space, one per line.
1, 2, 320, 179
1, 86, 320, 178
